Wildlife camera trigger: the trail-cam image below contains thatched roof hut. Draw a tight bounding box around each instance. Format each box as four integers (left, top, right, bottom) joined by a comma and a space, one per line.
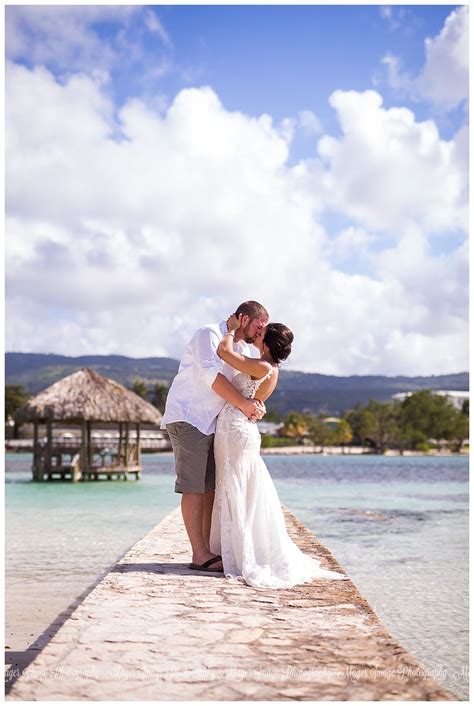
15, 368, 162, 482
15, 367, 162, 425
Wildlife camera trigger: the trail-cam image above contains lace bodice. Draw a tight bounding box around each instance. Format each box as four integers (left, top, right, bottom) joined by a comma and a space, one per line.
216, 369, 273, 434
231, 369, 273, 398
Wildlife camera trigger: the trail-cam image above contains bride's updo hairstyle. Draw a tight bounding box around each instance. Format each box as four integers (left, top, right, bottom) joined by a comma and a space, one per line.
264, 324, 294, 365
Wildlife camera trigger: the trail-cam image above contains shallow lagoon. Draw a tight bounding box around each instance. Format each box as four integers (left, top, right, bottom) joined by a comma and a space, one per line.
5, 452, 468, 699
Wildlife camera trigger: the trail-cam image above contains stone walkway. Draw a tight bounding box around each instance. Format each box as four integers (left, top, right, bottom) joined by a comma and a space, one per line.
7, 506, 453, 701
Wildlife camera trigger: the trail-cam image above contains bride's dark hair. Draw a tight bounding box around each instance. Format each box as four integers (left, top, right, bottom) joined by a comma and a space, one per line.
264, 324, 293, 365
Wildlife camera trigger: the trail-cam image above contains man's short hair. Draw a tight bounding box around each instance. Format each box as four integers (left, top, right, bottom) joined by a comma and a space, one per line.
235, 300, 269, 321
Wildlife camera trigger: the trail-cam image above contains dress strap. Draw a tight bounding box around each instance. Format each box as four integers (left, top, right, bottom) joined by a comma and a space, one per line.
256, 367, 273, 387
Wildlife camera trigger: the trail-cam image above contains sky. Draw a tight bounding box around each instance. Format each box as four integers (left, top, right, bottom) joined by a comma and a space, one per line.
5, 3, 469, 376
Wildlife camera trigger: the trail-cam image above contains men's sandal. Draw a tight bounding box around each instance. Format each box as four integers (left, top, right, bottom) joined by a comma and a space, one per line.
189, 555, 224, 572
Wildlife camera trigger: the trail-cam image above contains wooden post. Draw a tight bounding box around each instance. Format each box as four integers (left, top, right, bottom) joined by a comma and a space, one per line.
86, 421, 92, 468
118, 423, 123, 465
46, 419, 53, 481
32, 420, 39, 480
136, 423, 141, 467
81, 420, 88, 476
124, 422, 130, 468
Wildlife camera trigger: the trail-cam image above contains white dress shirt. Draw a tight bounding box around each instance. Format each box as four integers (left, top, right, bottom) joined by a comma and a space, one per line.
161, 320, 251, 436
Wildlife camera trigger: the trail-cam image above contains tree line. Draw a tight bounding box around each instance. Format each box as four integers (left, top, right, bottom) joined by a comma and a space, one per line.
129, 380, 169, 413
271, 390, 469, 453
5, 383, 469, 453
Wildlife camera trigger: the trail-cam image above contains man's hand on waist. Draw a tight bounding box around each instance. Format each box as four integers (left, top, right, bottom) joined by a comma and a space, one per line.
240, 398, 266, 422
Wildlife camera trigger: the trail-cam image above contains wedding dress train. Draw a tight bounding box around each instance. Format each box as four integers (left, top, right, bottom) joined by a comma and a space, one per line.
210, 370, 349, 588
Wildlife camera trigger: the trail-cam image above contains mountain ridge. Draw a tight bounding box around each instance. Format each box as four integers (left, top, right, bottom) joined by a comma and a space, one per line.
5, 352, 469, 416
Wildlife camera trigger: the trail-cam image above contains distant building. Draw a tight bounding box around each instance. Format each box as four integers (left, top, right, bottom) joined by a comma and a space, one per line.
321, 416, 342, 429
257, 421, 283, 436
392, 390, 469, 410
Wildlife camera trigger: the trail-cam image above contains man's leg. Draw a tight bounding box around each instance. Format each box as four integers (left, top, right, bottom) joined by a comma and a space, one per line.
181, 493, 221, 568
202, 434, 217, 550
167, 422, 222, 570
202, 490, 215, 550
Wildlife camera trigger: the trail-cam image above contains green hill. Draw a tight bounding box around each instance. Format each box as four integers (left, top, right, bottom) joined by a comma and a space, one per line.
5, 352, 469, 417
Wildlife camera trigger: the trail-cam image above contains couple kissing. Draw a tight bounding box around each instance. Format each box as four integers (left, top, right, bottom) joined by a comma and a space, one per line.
161, 300, 348, 588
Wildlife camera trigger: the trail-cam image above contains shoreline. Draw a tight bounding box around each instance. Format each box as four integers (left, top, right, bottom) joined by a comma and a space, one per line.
6, 445, 468, 458
261, 445, 468, 456
6, 506, 454, 701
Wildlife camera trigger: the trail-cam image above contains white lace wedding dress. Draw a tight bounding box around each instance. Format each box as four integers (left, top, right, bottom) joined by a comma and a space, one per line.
209, 370, 349, 588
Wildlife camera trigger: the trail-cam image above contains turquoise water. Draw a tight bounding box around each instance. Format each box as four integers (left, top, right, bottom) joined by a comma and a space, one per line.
5, 452, 469, 699
267, 456, 469, 701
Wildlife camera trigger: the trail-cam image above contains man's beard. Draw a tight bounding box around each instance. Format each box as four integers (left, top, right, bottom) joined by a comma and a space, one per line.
242, 325, 258, 344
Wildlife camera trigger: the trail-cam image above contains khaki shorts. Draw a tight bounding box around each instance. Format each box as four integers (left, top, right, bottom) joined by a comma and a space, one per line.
166, 421, 216, 494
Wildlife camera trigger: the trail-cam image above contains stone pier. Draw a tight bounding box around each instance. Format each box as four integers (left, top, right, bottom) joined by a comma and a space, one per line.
7, 506, 453, 701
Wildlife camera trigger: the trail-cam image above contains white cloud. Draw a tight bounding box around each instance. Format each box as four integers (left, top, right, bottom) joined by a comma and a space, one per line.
5, 5, 173, 81
5, 63, 469, 376
317, 89, 467, 234
144, 10, 172, 48
326, 226, 376, 264
373, 227, 468, 330
382, 6, 468, 111
298, 110, 322, 136
5, 6, 134, 74
420, 6, 469, 109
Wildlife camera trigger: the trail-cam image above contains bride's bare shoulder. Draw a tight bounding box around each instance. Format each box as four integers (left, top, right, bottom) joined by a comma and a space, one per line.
250, 361, 273, 381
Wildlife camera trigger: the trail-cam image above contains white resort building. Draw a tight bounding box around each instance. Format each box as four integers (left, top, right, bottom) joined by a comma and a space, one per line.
392, 390, 469, 410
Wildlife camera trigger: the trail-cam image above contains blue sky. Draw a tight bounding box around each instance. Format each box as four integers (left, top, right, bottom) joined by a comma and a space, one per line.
152, 6, 458, 125
5, 4, 469, 375
12, 6, 462, 139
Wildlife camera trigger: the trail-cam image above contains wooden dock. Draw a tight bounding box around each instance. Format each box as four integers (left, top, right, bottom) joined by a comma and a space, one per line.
6, 507, 454, 701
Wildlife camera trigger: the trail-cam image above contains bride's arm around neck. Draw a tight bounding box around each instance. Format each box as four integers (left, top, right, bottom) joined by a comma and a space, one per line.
218, 333, 272, 379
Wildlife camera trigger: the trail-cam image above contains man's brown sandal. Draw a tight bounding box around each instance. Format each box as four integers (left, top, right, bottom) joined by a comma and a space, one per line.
189, 555, 224, 572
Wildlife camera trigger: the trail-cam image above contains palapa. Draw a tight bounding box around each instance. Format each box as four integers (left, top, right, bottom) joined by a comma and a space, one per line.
15, 367, 162, 425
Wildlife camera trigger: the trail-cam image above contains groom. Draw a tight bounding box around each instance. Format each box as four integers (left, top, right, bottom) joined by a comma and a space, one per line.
161, 301, 269, 572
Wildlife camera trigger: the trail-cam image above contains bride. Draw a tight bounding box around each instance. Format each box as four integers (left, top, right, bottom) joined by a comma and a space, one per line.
209, 313, 349, 588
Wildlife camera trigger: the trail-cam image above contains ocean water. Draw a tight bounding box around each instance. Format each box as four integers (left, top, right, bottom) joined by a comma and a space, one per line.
5, 452, 469, 699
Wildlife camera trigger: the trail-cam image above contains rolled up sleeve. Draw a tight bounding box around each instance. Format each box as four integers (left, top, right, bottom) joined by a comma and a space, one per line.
193, 327, 224, 388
